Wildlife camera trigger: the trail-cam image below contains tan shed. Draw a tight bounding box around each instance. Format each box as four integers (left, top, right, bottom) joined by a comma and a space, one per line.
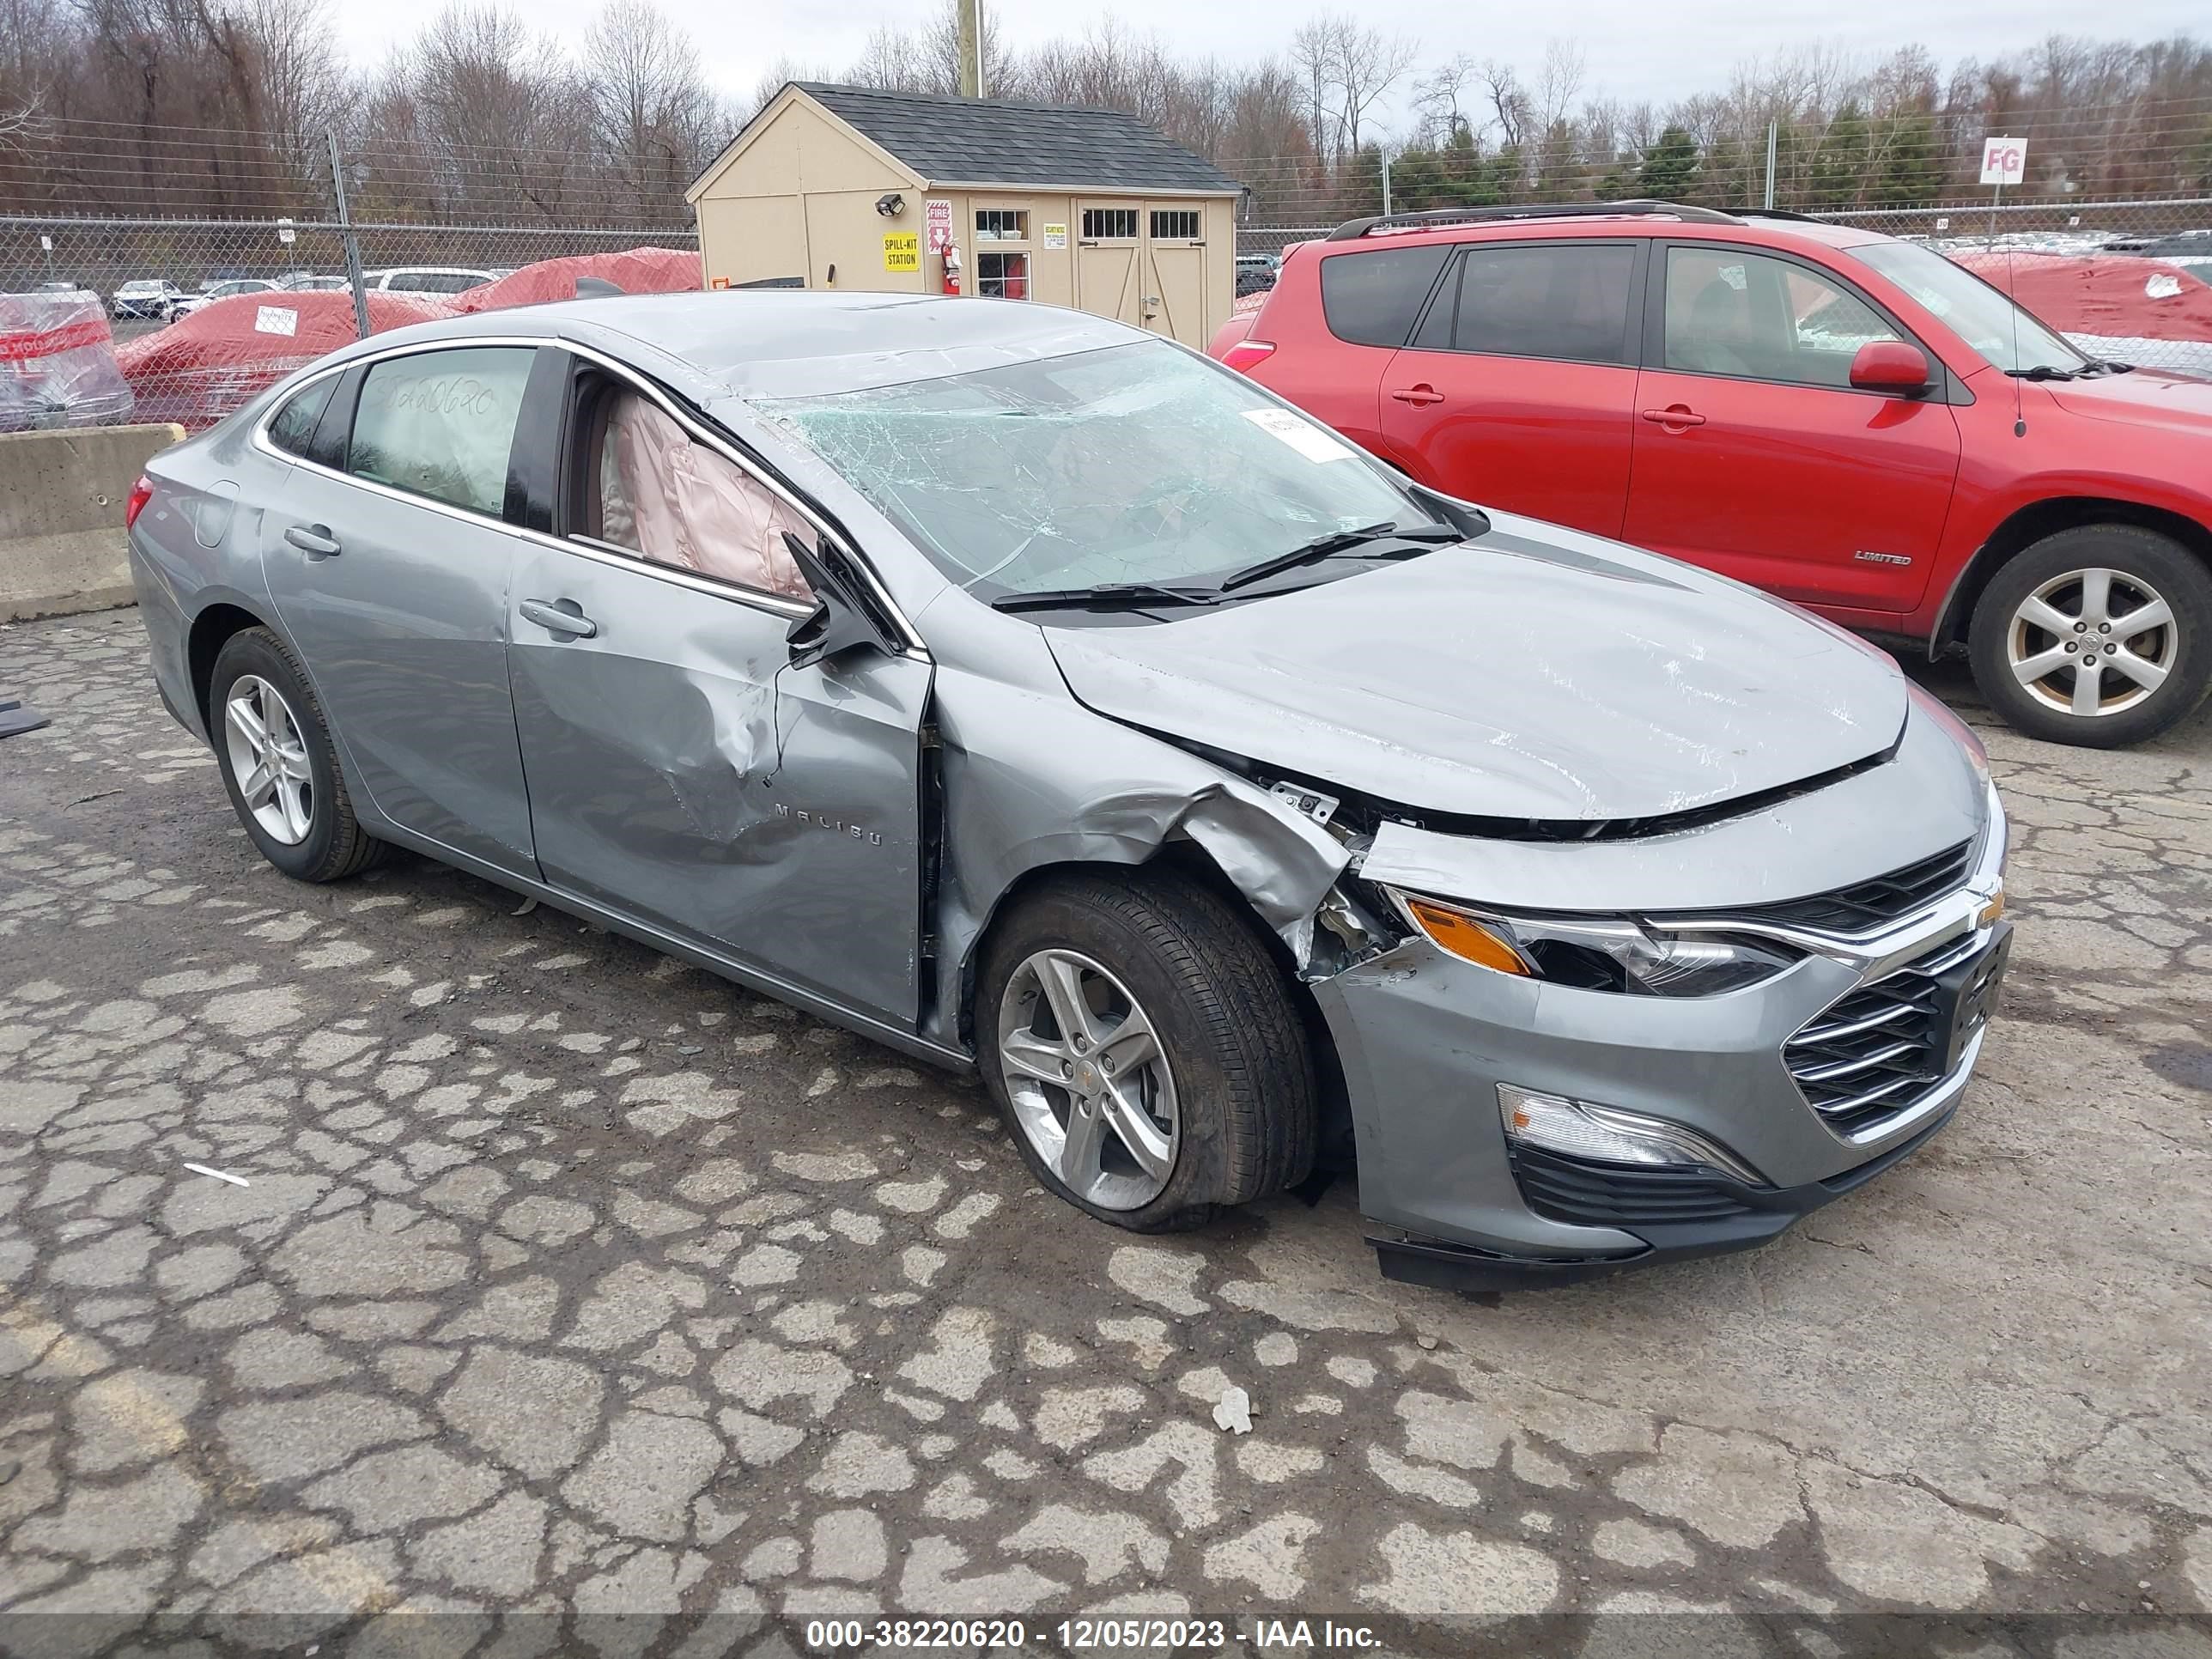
685, 82, 1245, 349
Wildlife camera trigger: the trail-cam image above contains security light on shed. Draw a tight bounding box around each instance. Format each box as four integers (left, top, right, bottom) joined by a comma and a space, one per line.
875, 192, 905, 217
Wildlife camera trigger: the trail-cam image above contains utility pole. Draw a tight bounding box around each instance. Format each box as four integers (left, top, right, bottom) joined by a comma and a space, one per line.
957, 0, 981, 98
1763, 121, 1778, 210
326, 131, 371, 341
1381, 152, 1392, 217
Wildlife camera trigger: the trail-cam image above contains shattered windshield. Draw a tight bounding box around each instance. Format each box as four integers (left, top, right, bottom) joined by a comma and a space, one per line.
758, 341, 1434, 598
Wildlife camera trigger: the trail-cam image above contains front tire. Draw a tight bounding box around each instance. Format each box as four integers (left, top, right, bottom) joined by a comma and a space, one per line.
209, 627, 386, 882
1968, 526, 2212, 747
976, 866, 1317, 1233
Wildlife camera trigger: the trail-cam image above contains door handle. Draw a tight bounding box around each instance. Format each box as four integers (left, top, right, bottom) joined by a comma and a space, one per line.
1390, 384, 1445, 407
520, 598, 598, 639
283, 524, 340, 556
1640, 405, 1707, 428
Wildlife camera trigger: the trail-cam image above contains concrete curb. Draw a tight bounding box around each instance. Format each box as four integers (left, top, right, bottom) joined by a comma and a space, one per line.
1, 422, 184, 623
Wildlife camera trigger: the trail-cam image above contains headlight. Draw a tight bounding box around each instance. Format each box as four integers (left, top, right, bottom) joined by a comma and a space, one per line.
1389, 890, 1800, 997
1908, 681, 1990, 783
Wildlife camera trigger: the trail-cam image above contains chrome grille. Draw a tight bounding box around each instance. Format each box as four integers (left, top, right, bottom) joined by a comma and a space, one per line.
1785, 932, 2002, 1137
1741, 841, 1974, 935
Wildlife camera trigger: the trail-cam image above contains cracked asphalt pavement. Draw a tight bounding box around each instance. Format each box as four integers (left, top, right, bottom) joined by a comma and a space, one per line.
2, 608, 2209, 1654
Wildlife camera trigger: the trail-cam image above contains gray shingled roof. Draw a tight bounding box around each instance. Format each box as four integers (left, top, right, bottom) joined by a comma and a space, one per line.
786, 82, 1243, 195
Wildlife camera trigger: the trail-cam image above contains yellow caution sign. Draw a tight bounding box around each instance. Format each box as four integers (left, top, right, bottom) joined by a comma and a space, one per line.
884, 233, 920, 273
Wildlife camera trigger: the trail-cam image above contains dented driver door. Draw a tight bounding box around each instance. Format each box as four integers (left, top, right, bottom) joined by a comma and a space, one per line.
504, 541, 932, 1031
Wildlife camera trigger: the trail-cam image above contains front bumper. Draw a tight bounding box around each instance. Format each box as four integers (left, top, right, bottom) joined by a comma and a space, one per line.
1314, 799, 2009, 1290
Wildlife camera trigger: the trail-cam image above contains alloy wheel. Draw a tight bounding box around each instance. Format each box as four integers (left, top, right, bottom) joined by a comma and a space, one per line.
996, 947, 1181, 1211
2007, 566, 2178, 718
222, 675, 315, 844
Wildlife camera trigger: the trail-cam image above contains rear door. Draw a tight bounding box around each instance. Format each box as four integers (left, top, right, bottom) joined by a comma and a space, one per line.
1264, 240, 1453, 461
504, 354, 933, 1030
1376, 238, 1644, 537
259, 342, 542, 873
1622, 242, 1962, 611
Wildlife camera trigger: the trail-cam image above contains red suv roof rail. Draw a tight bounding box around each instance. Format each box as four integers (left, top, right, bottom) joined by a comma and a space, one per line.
1324, 198, 1743, 242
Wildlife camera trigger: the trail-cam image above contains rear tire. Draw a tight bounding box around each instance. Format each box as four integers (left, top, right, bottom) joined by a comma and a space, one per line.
210, 627, 386, 883
1968, 526, 2212, 747
976, 866, 1317, 1233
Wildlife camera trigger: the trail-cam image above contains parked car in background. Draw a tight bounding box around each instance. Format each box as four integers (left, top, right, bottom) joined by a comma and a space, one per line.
283, 274, 354, 292
363, 266, 496, 294
1234, 252, 1279, 297
111, 279, 185, 320
172, 277, 283, 319
126, 293, 2009, 1289
2103, 228, 2212, 275
1213, 200, 2212, 747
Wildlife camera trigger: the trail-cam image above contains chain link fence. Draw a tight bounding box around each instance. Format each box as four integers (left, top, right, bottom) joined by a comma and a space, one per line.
1, 211, 698, 432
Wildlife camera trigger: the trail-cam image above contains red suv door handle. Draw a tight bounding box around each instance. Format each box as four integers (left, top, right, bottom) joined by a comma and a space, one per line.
1640, 404, 1706, 428
1390, 384, 1445, 407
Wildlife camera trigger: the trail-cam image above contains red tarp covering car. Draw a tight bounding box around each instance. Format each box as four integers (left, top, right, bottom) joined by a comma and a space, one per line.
114, 246, 705, 430
449, 246, 702, 313
1951, 250, 2212, 374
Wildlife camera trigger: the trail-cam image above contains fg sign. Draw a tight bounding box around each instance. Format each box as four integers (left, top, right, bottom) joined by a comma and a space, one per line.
1978, 137, 2027, 186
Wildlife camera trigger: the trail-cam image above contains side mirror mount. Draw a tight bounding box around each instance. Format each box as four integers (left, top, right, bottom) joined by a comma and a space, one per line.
782, 531, 893, 670
1849, 339, 1935, 397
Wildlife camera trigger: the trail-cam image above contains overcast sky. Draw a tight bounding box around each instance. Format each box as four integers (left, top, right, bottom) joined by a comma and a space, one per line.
331, 0, 2210, 129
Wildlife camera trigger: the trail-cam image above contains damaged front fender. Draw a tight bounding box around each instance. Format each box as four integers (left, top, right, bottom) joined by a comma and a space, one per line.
922, 655, 1352, 1046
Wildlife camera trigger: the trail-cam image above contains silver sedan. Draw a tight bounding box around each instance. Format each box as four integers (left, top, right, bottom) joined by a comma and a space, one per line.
127, 294, 2009, 1289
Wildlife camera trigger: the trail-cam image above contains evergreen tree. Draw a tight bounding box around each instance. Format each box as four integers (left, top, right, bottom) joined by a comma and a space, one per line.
1637, 125, 1702, 198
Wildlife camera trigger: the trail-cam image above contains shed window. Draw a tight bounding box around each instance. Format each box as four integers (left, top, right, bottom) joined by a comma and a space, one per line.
975, 210, 1029, 241
1150, 210, 1200, 240
1082, 209, 1139, 240
977, 251, 1030, 300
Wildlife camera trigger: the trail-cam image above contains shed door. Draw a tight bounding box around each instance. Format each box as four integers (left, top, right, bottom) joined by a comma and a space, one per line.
1142, 203, 1208, 344
1075, 204, 1144, 325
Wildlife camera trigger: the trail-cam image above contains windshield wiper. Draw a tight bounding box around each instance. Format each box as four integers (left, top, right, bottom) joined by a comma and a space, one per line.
990, 581, 1224, 613
2003, 364, 2080, 380
1219, 521, 1463, 592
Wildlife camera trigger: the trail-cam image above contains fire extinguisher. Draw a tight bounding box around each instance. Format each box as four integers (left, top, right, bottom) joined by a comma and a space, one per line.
941, 244, 962, 295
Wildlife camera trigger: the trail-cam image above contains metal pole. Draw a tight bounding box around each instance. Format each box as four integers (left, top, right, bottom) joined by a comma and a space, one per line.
327, 130, 371, 341
1381, 154, 1392, 217
1990, 180, 2002, 243
1763, 121, 1778, 210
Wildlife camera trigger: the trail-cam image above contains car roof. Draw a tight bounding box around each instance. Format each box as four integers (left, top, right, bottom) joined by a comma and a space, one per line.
313, 290, 1154, 401
1316, 204, 1888, 255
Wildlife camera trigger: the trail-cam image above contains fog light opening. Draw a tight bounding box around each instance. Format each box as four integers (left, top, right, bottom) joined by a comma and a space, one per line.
1497, 1084, 1764, 1185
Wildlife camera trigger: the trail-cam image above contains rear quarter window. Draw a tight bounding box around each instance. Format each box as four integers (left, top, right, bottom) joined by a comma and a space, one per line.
1318, 245, 1452, 348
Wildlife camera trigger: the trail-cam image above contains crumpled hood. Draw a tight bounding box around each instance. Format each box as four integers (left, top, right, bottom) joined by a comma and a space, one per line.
1042, 514, 1909, 823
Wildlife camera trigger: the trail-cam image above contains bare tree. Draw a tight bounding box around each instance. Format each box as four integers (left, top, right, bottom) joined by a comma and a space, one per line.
582, 0, 713, 204
1479, 59, 1528, 149
1414, 52, 1477, 143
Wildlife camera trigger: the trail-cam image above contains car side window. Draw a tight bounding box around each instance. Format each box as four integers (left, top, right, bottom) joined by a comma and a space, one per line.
581, 388, 811, 600
347, 346, 536, 517
267, 377, 337, 459
1664, 247, 1900, 389
1319, 245, 1452, 348
1413, 243, 1637, 365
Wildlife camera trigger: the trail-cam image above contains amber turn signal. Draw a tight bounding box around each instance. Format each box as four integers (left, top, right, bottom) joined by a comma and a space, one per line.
1402, 896, 1531, 975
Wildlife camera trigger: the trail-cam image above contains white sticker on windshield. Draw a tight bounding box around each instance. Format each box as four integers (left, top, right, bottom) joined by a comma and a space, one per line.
253, 305, 299, 337
1243, 407, 1356, 464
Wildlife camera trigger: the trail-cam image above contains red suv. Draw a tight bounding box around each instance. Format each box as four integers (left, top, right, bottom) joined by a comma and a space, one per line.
1212, 202, 2212, 746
